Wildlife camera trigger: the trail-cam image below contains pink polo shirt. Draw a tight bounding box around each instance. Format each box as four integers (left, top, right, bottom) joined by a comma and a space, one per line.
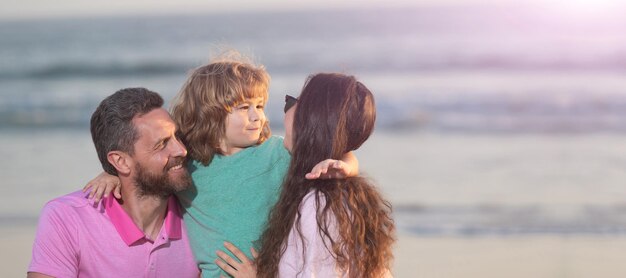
28, 190, 199, 278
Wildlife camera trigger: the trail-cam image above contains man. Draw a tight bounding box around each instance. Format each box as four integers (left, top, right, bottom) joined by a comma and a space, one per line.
28, 88, 200, 277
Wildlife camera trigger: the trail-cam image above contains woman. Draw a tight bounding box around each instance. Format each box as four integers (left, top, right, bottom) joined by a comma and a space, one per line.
218, 73, 395, 277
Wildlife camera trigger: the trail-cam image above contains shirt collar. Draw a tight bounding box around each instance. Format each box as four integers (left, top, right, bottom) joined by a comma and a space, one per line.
104, 195, 183, 246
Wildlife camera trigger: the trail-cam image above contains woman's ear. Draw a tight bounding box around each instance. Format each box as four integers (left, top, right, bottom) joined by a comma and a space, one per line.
107, 151, 132, 175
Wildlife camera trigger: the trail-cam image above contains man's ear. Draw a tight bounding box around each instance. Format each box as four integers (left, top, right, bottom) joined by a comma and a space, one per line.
107, 151, 132, 175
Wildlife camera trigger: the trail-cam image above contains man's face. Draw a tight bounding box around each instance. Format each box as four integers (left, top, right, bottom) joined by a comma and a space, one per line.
130, 108, 191, 198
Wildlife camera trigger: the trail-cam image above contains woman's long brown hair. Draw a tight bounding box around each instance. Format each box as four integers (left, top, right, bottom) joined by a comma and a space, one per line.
256, 73, 395, 277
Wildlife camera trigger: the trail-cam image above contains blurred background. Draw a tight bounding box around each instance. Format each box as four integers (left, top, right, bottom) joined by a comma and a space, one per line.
2, 0, 626, 277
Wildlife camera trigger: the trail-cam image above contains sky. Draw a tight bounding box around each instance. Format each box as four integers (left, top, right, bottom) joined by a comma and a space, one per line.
1, 0, 624, 21
0, 0, 428, 20
2, 0, 616, 20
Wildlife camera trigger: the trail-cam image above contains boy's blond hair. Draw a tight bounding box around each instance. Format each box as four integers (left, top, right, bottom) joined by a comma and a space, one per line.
171, 53, 271, 165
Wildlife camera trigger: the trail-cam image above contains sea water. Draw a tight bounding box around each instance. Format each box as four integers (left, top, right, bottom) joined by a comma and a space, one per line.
2, 5, 626, 235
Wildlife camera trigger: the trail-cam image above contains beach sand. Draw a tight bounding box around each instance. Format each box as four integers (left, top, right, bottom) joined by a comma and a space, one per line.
4, 225, 626, 278
393, 233, 626, 278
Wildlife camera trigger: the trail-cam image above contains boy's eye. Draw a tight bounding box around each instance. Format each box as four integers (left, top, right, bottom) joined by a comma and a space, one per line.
239, 105, 250, 110
256, 105, 264, 109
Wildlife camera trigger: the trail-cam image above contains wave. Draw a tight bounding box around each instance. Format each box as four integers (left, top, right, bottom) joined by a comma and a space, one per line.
5, 96, 626, 133
6, 203, 626, 234
4, 57, 626, 81
0, 61, 190, 80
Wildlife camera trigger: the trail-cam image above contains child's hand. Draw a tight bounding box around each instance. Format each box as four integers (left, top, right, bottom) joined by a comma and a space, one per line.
306, 159, 354, 180
82, 171, 122, 203
215, 241, 257, 278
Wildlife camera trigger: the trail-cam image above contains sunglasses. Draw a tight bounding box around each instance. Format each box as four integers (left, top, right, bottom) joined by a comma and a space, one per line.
284, 94, 298, 113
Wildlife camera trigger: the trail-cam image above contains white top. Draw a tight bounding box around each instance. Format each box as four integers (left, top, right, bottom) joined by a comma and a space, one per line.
278, 191, 346, 277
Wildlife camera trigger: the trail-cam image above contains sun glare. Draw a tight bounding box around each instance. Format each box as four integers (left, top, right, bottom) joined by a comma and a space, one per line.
551, 0, 625, 13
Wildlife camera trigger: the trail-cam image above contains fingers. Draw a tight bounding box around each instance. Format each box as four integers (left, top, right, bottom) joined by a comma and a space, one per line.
84, 171, 124, 204
214, 252, 237, 276
103, 184, 114, 199
113, 186, 122, 199
307, 159, 351, 180
250, 247, 258, 259
318, 167, 328, 177
224, 241, 249, 264
92, 184, 106, 203
83, 182, 93, 192
328, 160, 350, 179
306, 159, 330, 180
215, 243, 257, 278
88, 184, 96, 199
329, 160, 343, 170
216, 250, 239, 267
306, 169, 321, 180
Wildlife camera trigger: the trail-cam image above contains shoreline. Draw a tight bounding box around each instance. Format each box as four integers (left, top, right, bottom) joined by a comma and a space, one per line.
7, 225, 626, 278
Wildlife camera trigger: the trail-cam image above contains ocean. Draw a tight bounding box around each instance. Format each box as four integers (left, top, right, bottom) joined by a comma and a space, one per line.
2, 5, 626, 236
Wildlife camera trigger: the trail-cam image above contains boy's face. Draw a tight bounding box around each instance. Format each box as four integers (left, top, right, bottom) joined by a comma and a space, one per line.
221, 96, 266, 155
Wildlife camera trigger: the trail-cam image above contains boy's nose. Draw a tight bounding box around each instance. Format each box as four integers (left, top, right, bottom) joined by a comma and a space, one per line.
250, 108, 261, 121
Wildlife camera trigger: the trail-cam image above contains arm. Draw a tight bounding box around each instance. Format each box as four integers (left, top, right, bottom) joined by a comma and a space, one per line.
82, 171, 122, 203
305, 151, 359, 180
28, 202, 79, 277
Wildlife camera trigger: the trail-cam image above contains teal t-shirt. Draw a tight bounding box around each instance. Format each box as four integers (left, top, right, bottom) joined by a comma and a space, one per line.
177, 136, 290, 277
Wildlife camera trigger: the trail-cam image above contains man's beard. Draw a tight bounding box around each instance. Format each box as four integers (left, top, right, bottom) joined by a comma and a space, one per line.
134, 159, 192, 199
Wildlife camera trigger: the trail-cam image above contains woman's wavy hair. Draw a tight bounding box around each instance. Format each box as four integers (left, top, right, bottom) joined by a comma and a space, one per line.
257, 73, 395, 277
171, 53, 271, 165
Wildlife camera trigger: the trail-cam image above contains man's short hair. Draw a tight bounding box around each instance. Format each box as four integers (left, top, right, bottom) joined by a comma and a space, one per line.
90, 87, 164, 175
